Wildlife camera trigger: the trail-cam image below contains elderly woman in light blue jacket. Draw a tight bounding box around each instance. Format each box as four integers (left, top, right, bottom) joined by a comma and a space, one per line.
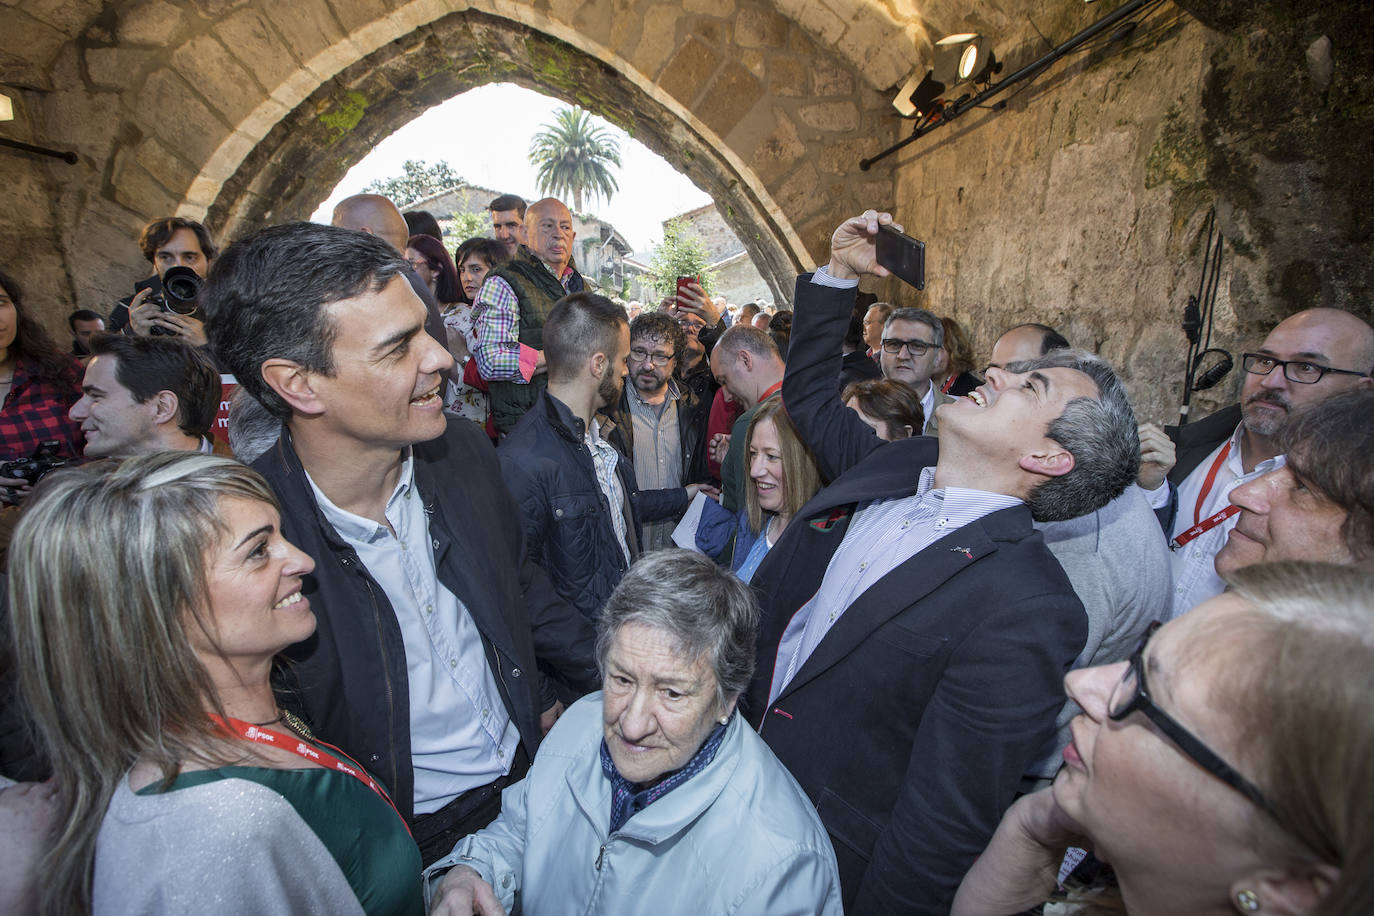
426, 549, 843, 916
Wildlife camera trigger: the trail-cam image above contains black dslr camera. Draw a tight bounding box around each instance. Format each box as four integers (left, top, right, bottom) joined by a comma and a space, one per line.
145, 266, 203, 335
1, 440, 76, 484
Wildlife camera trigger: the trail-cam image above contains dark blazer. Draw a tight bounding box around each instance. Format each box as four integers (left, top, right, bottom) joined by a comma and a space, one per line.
1157, 403, 1241, 532
1166, 402, 1240, 486
745, 275, 1087, 914
837, 347, 883, 391
256, 418, 599, 822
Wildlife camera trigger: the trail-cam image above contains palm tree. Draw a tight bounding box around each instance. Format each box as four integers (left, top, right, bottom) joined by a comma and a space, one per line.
528, 107, 622, 212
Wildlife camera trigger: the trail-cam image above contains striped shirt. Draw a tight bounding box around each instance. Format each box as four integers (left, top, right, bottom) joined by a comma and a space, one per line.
768, 467, 1022, 704
471, 267, 577, 383
586, 413, 632, 565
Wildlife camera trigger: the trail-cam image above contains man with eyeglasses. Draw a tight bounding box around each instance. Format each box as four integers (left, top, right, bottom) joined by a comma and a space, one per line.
878, 307, 955, 435
603, 312, 713, 550
1147, 308, 1374, 618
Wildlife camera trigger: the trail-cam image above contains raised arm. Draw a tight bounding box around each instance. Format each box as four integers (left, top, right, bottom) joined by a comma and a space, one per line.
783, 211, 904, 480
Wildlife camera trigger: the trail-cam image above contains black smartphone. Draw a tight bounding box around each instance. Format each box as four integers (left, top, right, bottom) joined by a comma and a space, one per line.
876, 223, 926, 290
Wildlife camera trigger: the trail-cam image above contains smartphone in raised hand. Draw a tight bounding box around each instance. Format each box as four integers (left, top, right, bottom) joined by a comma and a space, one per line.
876, 224, 925, 290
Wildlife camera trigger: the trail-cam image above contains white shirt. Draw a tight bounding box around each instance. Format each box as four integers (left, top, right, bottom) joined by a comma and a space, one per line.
1164, 424, 1284, 619
919, 383, 936, 435
768, 467, 1022, 704
586, 414, 632, 564
307, 453, 519, 813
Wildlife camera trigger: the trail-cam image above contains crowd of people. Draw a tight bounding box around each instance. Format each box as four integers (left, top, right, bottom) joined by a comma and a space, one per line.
0, 192, 1371, 916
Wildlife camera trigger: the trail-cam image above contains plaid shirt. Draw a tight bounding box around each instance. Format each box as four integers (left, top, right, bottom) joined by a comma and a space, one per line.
471, 266, 577, 382
0, 358, 84, 463
600, 719, 728, 834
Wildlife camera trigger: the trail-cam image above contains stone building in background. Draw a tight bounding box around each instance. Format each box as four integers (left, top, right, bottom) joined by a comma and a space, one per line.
667, 204, 773, 307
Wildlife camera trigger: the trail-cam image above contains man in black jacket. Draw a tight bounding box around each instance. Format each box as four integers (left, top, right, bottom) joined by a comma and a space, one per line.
747, 210, 1139, 913
202, 222, 599, 866
498, 293, 704, 620
603, 310, 712, 548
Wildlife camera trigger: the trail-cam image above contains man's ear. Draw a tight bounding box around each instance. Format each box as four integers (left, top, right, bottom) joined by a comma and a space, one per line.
589, 350, 609, 381
1018, 447, 1075, 479
150, 390, 180, 426
737, 349, 754, 372
934, 347, 950, 376
261, 359, 323, 416
1231, 863, 1340, 916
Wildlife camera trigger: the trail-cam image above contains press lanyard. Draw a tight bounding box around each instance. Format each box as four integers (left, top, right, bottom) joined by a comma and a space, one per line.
210, 715, 409, 832
1170, 442, 1240, 550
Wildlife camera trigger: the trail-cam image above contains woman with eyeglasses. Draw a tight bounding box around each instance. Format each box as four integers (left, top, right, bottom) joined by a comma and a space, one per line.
952, 561, 1372, 916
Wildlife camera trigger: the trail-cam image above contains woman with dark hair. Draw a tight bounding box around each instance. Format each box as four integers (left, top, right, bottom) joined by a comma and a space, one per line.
954, 561, 1374, 916
0, 271, 84, 501
9, 453, 423, 915
405, 234, 461, 308
444, 237, 508, 430
842, 378, 924, 441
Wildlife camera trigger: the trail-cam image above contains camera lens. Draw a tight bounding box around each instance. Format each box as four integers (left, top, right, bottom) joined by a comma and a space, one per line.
160, 266, 202, 315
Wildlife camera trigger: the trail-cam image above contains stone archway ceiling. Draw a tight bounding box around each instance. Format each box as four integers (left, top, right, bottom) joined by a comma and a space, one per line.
202, 9, 822, 303
3, 0, 1128, 310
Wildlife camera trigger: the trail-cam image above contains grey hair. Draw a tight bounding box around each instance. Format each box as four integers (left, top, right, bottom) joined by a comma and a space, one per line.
1012, 348, 1140, 522
595, 549, 760, 707
884, 307, 945, 348
227, 386, 283, 463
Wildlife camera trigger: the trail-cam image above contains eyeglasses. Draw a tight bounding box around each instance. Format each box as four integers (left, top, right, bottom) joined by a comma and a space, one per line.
881, 337, 936, 356
1109, 622, 1287, 827
406, 258, 432, 273
676, 318, 704, 335
629, 347, 675, 367
1241, 352, 1370, 385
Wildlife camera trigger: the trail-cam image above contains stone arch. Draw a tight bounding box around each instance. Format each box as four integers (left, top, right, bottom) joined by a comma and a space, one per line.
197, 7, 829, 307
5, 0, 906, 314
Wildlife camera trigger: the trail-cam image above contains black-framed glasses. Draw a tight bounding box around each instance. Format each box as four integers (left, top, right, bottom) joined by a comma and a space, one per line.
1241, 352, 1370, 385
1110, 622, 1287, 827
881, 337, 936, 356
629, 347, 674, 367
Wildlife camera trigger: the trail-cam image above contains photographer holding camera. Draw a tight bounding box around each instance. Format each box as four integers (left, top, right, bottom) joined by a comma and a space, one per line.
108, 217, 217, 346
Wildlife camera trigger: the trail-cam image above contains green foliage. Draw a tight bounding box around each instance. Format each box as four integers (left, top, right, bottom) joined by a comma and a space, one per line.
648, 219, 715, 298
441, 211, 494, 243
363, 159, 463, 209
527, 107, 622, 213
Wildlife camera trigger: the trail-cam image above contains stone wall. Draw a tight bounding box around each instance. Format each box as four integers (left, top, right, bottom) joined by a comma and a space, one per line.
2, 0, 1370, 423
671, 203, 746, 262
670, 202, 773, 305
869, 2, 1373, 424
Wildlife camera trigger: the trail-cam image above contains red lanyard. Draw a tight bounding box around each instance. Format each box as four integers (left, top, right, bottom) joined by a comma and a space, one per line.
210, 715, 409, 833
1171, 442, 1240, 550
760, 380, 783, 402
940, 374, 956, 394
